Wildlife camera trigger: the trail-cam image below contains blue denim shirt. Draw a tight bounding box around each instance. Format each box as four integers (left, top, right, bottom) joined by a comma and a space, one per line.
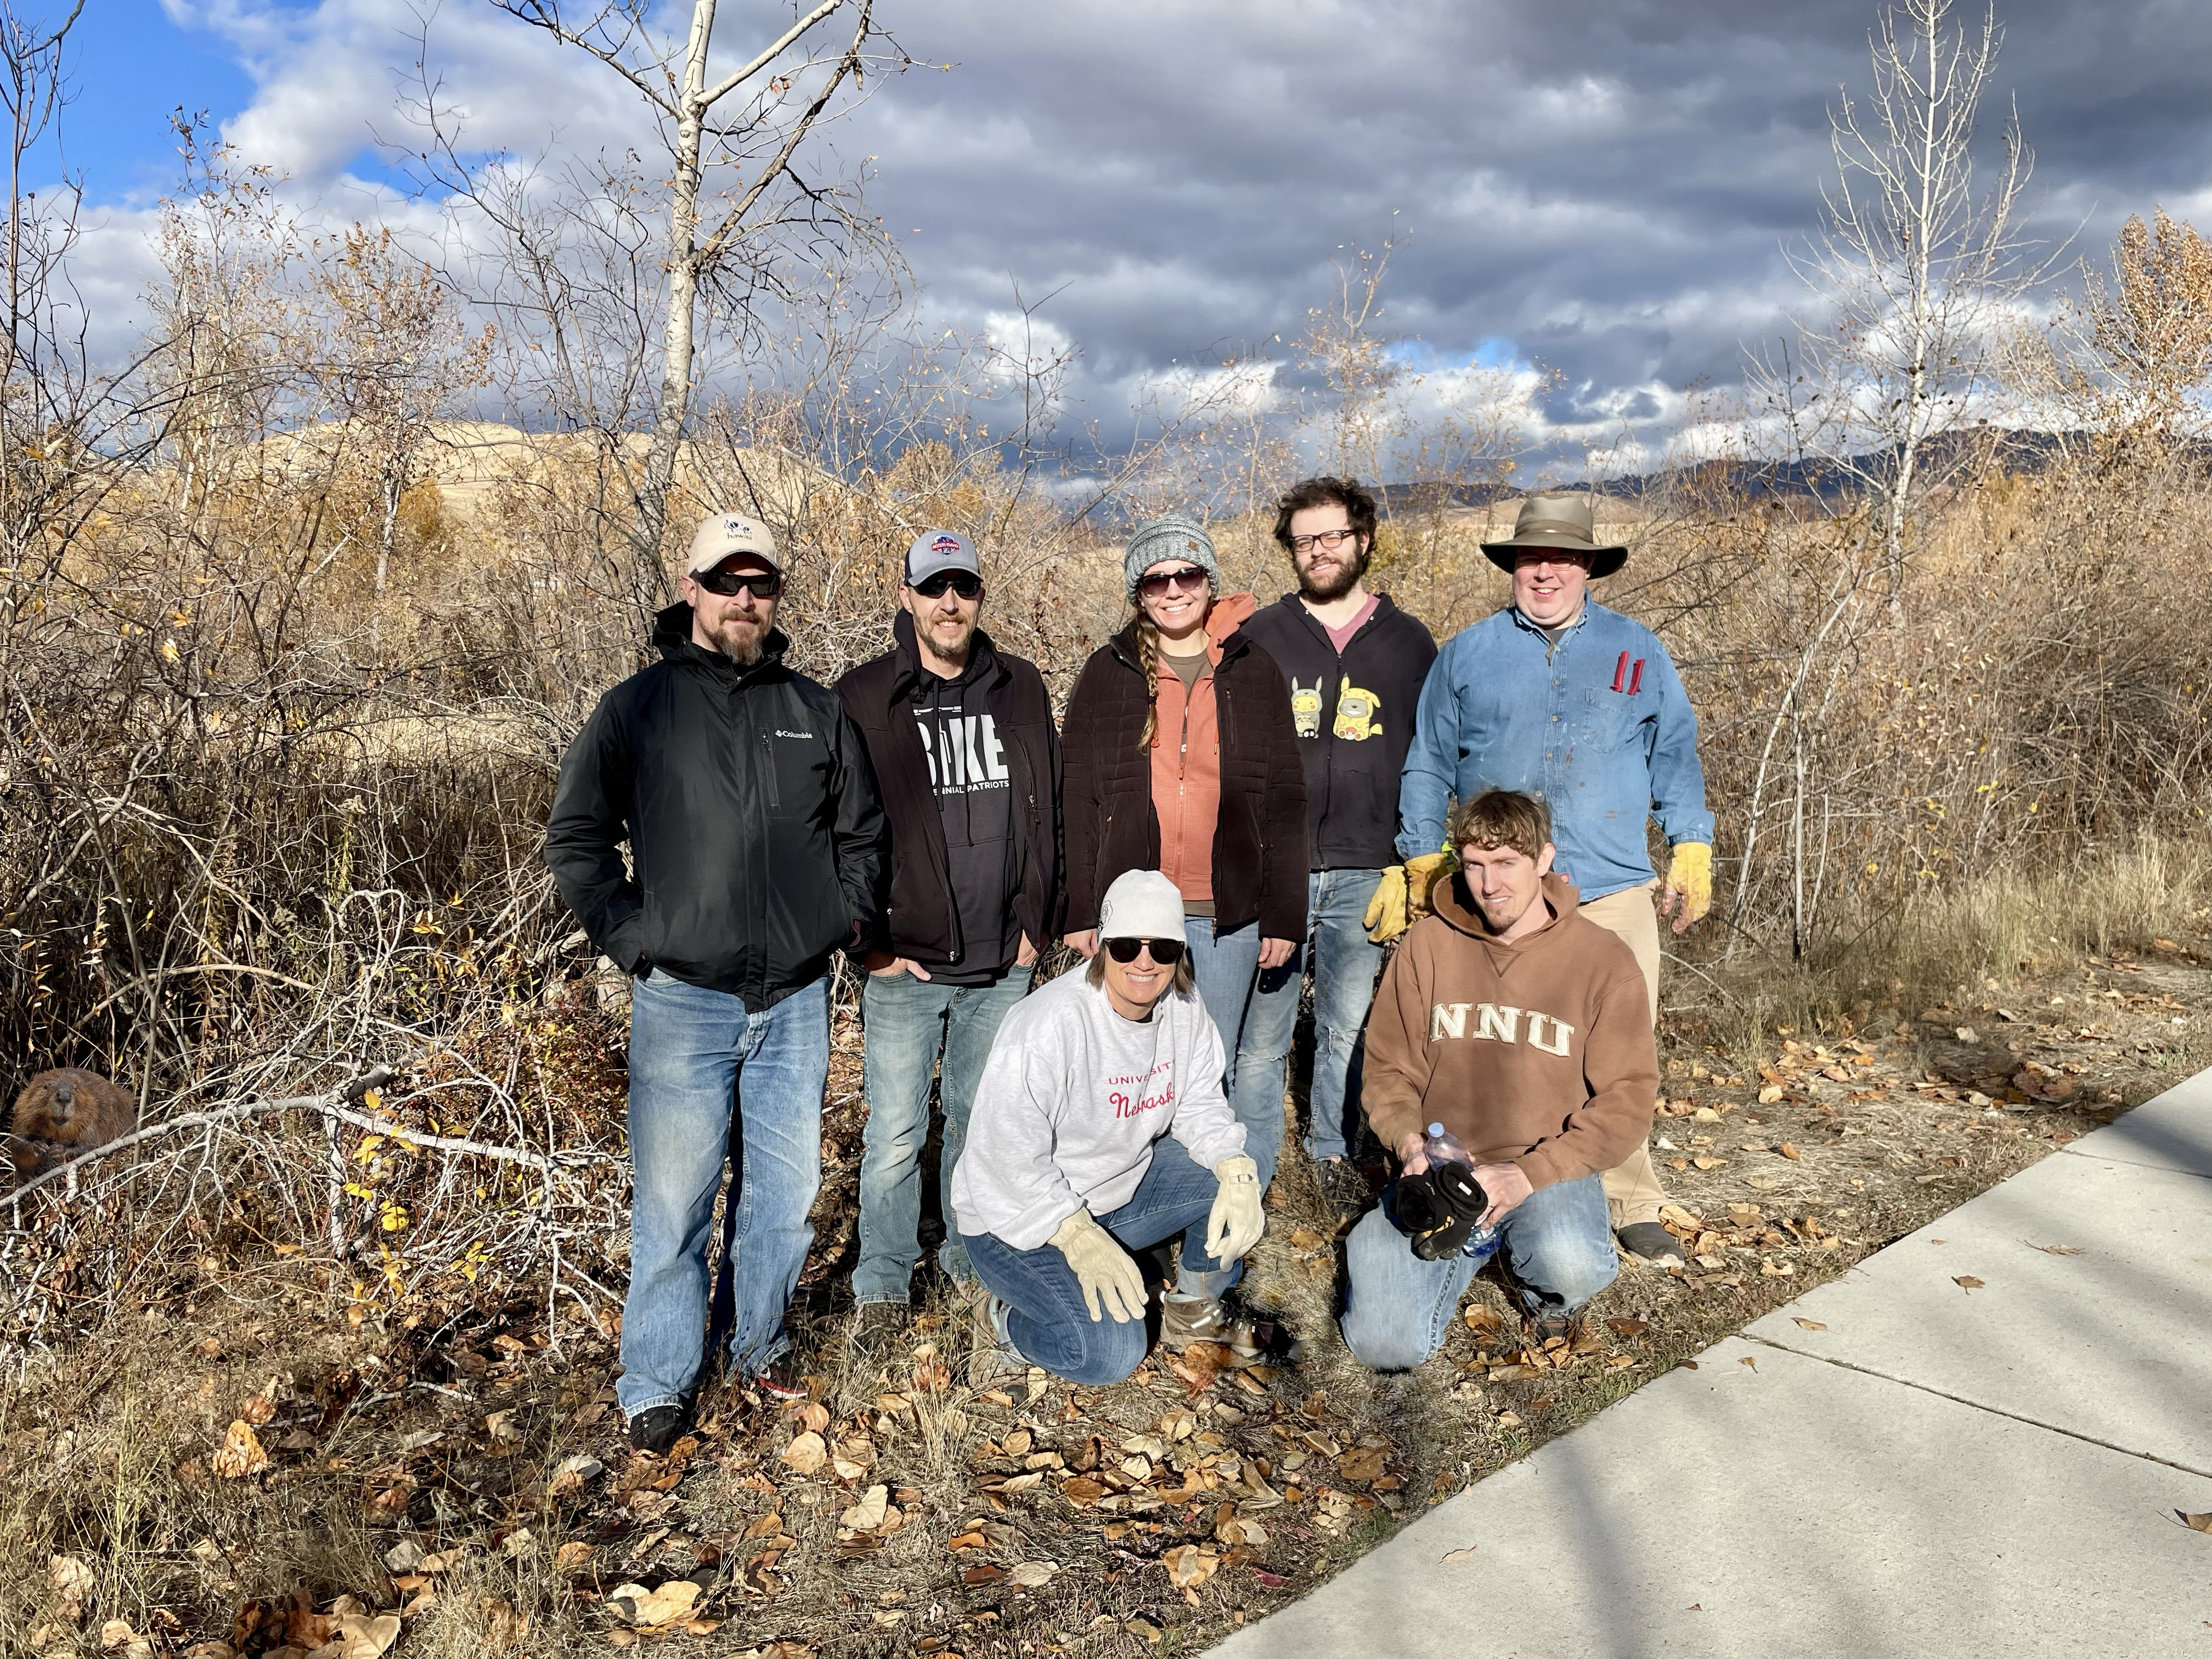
1396, 600, 1714, 900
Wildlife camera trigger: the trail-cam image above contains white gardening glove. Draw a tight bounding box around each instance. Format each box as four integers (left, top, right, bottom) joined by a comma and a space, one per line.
1205, 1155, 1265, 1263
1050, 1207, 1147, 1323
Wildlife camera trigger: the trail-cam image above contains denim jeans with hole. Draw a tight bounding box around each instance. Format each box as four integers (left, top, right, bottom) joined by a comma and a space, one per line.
1237, 868, 1389, 1165
1339, 1172, 1617, 1371
963, 1137, 1230, 1385
855, 966, 1032, 1304
618, 972, 828, 1414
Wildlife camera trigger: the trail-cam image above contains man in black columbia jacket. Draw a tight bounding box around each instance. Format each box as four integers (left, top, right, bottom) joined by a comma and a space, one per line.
546, 510, 887, 1449
1237, 476, 1437, 1217
834, 531, 1061, 1349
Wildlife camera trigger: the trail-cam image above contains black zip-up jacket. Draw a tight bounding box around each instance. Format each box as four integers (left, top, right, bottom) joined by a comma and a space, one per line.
1060, 619, 1308, 939
545, 604, 889, 1011
1238, 591, 1438, 871
834, 613, 1064, 967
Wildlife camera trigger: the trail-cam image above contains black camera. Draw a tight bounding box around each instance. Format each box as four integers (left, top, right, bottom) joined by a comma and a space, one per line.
1390, 1161, 1492, 1261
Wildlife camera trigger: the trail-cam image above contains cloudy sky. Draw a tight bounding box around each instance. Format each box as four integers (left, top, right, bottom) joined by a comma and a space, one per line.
45, 0, 2212, 465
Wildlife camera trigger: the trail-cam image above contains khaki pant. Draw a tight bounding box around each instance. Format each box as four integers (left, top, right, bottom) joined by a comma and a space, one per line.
1578, 881, 1668, 1229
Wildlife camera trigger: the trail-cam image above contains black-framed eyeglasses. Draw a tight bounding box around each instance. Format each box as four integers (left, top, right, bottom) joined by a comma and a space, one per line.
695, 567, 783, 599
911, 569, 983, 600
1137, 565, 1210, 598
1288, 527, 1360, 556
1105, 936, 1186, 965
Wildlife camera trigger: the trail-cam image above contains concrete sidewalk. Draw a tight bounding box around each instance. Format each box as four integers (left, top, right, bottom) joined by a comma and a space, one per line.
1212, 1069, 2212, 1658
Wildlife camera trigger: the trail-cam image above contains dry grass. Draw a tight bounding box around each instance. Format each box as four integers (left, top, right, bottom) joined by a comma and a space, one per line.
6, 832, 2209, 1659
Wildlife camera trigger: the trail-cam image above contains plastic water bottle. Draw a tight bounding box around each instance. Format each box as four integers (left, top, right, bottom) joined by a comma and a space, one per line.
1423, 1122, 1471, 1167
1423, 1122, 1501, 1262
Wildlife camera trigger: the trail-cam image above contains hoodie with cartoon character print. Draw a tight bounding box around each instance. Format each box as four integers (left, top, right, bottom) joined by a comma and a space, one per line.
1240, 591, 1437, 871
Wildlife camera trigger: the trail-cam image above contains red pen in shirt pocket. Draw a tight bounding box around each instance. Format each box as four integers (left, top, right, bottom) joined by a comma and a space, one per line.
1611, 652, 1646, 695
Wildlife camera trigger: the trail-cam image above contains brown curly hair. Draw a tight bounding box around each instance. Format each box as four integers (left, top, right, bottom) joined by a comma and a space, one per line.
1272, 475, 1380, 556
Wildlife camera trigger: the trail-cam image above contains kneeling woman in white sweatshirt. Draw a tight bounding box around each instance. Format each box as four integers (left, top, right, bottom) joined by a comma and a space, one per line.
949, 870, 1266, 1385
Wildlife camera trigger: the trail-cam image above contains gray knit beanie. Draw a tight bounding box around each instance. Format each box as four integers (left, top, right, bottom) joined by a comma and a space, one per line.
1121, 514, 1220, 600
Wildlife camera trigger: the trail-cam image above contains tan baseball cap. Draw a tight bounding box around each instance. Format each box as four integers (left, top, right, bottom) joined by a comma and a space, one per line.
686, 511, 780, 576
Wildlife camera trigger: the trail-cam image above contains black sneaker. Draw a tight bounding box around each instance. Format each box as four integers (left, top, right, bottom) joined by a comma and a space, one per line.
751, 1348, 810, 1401
1316, 1157, 1372, 1220
1616, 1222, 1686, 1267
627, 1402, 693, 1455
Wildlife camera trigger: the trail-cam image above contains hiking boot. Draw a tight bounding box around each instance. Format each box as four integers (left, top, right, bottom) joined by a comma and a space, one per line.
626, 1401, 693, 1455
852, 1301, 912, 1359
1616, 1222, 1686, 1267
1161, 1293, 1297, 1367
1527, 1312, 1589, 1350
966, 1290, 1025, 1388
750, 1348, 811, 1402
1316, 1156, 1372, 1220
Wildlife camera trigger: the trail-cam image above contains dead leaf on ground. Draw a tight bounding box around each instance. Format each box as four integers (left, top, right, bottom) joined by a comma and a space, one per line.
50, 1554, 94, 1613
554, 1542, 594, 1568
1778, 1143, 1801, 1160
1605, 1317, 1649, 1336
1792, 1318, 1828, 1331
1464, 1305, 1504, 1335
607, 1579, 702, 1627
2178, 1511, 2212, 1533
1162, 1545, 1221, 1588
779, 1431, 826, 1475
1440, 1546, 1479, 1564
1954, 1276, 1986, 1292
210, 1421, 270, 1480
1757, 1085, 1784, 1104
839, 1486, 889, 1533
1007, 1561, 1058, 1588
2025, 1242, 2084, 1256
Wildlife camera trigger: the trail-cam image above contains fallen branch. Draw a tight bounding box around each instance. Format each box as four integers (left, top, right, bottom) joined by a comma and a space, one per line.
5, 1070, 579, 1212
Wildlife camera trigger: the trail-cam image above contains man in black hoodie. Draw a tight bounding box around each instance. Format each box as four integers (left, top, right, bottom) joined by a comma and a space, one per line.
835, 531, 1062, 1350
1238, 477, 1438, 1217
546, 511, 887, 1451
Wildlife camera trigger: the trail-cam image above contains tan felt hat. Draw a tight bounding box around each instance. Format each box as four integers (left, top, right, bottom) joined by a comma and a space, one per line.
687, 511, 780, 575
1481, 493, 1627, 578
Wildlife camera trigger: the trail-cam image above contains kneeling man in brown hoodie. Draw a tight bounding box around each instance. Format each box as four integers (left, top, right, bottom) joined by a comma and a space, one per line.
1342, 790, 1659, 1368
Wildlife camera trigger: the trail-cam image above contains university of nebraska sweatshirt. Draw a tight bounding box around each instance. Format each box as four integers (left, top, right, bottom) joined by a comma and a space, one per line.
1361, 871, 1658, 1190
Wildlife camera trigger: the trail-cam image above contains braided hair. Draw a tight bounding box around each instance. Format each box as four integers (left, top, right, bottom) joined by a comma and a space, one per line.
1135, 610, 1163, 752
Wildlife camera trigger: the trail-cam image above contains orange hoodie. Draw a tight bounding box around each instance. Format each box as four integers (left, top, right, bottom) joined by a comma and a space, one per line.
1151, 591, 1256, 907
1361, 871, 1658, 1190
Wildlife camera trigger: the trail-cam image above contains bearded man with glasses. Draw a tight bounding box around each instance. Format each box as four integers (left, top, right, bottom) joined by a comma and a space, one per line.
1239, 476, 1437, 1221
547, 511, 888, 1450
833, 530, 1063, 1361
952, 870, 1263, 1386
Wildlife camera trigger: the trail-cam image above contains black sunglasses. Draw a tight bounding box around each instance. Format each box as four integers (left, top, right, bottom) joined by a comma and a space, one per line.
911, 570, 983, 600
1137, 565, 1210, 598
695, 568, 783, 599
1105, 936, 1186, 965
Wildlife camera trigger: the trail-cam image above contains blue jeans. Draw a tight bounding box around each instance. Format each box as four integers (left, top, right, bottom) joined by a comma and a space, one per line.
1239, 869, 1388, 1164
1340, 1172, 1617, 1371
1185, 917, 1286, 1191
855, 966, 1032, 1304
963, 1138, 1232, 1385
618, 972, 828, 1414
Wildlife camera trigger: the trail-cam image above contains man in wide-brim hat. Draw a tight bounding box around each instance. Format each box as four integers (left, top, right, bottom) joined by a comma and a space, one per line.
1363, 492, 1715, 1268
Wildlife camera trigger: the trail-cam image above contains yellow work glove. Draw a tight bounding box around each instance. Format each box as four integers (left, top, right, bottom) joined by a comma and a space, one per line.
1050, 1206, 1148, 1323
1362, 851, 1456, 943
1662, 842, 1713, 929
1205, 1155, 1265, 1263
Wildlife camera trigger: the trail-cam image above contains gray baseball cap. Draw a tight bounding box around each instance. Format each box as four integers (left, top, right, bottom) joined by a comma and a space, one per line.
904, 529, 981, 587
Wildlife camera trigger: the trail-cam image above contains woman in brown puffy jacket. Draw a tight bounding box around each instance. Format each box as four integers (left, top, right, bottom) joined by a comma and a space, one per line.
1060, 514, 1308, 1249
